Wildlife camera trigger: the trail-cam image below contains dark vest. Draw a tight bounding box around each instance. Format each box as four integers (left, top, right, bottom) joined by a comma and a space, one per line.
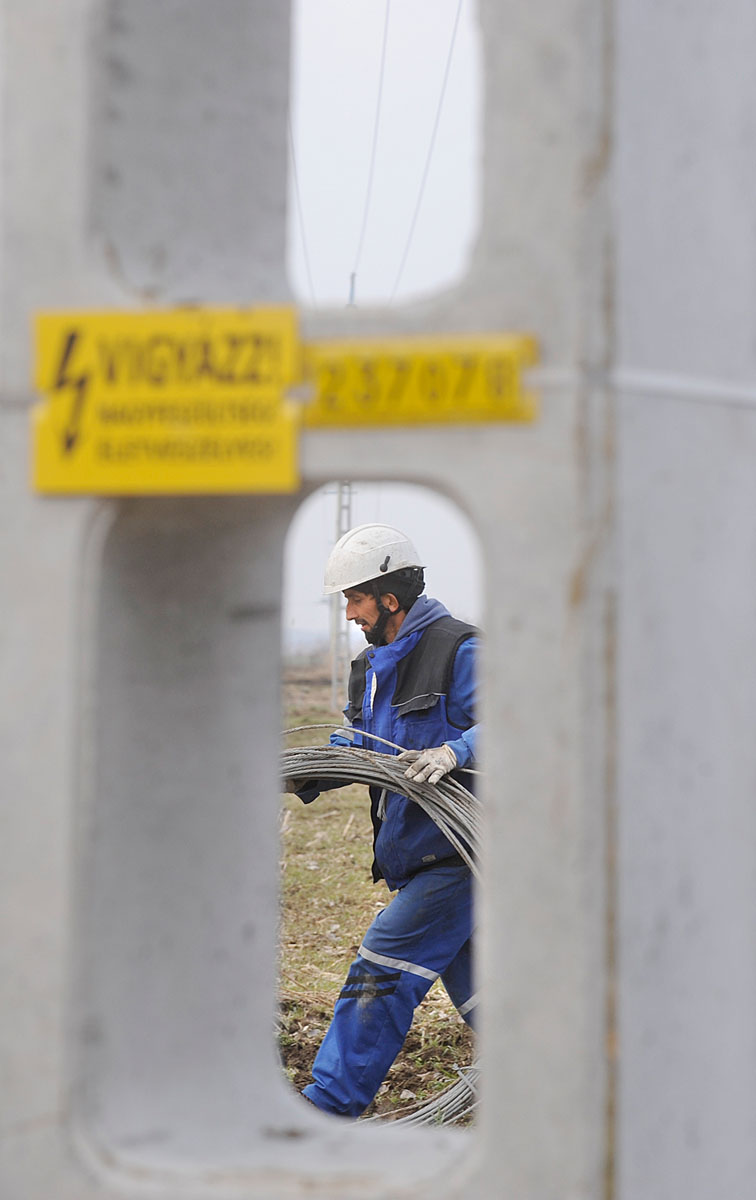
346, 615, 478, 726
346, 615, 479, 883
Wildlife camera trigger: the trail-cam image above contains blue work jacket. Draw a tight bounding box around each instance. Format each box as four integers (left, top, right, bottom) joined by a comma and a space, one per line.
302, 596, 479, 890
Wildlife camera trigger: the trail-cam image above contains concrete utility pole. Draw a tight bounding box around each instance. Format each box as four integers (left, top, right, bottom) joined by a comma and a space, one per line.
329, 480, 353, 711
4, 2, 756, 1199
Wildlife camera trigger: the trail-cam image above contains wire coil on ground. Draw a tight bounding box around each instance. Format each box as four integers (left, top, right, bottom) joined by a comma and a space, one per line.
367, 1062, 481, 1127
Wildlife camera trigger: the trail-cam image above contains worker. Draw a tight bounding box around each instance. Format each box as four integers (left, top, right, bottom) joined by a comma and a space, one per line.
285, 523, 479, 1118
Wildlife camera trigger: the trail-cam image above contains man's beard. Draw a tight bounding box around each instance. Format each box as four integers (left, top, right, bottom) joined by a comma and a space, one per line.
363, 610, 391, 646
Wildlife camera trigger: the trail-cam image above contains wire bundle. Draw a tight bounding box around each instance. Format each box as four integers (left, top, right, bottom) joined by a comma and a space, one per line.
281, 733, 482, 1126
383, 1062, 480, 1127
281, 741, 481, 880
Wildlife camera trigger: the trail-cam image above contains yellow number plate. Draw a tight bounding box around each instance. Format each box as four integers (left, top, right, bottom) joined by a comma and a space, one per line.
32, 308, 300, 494
301, 334, 538, 427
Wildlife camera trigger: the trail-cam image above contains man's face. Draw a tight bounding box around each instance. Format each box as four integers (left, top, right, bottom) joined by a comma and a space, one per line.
343, 588, 381, 640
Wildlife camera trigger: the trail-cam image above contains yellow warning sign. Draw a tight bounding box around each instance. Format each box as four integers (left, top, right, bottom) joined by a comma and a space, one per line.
301, 333, 538, 428
32, 312, 539, 494
32, 308, 300, 494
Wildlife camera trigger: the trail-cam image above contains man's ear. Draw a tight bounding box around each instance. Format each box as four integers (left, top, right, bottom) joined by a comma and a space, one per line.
380, 592, 400, 614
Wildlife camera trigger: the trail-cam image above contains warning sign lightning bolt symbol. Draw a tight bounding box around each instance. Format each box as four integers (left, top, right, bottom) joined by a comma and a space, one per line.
53, 329, 90, 454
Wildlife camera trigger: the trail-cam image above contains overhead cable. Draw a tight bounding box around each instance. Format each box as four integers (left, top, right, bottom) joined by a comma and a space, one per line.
388, 0, 464, 303
349, 0, 392, 306
287, 115, 318, 308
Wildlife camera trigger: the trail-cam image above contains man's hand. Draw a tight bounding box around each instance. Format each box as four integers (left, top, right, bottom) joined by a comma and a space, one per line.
282, 777, 298, 793
398, 744, 457, 785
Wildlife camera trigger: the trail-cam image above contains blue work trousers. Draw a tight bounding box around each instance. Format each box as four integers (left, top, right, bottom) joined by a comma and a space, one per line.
303, 862, 475, 1117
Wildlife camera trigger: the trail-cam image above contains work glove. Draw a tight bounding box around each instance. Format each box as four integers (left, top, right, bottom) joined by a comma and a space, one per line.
399, 744, 457, 785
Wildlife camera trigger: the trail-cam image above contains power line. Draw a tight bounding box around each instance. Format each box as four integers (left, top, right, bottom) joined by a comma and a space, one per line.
388, 0, 464, 304
287, 115, 318, 308
329, 481, 353, 710
349, 0, 392, 306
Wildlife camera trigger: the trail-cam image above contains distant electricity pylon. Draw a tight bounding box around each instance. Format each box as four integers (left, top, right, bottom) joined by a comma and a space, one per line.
330, 481, 353, 711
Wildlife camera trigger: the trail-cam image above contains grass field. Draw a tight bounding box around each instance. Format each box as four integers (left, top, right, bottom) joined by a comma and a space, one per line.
278, 658, 475, 1120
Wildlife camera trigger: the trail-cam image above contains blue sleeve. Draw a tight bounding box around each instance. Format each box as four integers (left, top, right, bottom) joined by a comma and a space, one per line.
443, 636, 479, 769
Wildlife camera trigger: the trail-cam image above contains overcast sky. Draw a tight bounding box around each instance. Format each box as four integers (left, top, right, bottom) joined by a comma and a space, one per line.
287, 0, 481, 308
283, 484, 483, 650
283, 2, 483, 646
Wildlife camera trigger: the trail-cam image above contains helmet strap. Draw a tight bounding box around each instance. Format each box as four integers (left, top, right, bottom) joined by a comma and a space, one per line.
365, 581, 393, 646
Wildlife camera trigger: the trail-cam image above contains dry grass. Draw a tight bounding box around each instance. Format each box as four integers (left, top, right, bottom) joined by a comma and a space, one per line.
278, 661, 475, 1119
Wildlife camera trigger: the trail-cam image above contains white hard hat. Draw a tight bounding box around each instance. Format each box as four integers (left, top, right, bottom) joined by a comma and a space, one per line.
323, 523, 423, 595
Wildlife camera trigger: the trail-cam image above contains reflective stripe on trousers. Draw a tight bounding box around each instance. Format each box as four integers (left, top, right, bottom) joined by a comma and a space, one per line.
303, 863, 475, 1117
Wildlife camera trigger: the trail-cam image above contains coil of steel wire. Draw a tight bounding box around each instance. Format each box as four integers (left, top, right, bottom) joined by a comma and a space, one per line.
281, 733, 481, 879
374, 1062, 481, 1127
281, 727, 482, 1126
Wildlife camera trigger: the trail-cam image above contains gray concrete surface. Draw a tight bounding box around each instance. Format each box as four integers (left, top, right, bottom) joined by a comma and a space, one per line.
4, 0, 755, 1197
615, 1, 756, 1194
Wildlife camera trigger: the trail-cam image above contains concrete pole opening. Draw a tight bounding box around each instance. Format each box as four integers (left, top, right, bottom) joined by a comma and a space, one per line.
68, 488, 480, 1194
278, 482, 484, 1124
